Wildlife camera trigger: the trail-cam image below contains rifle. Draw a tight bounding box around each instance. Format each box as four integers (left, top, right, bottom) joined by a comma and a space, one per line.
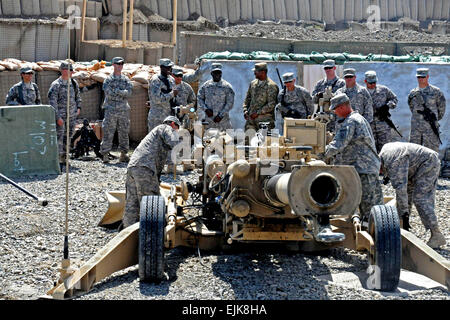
275, 68, 301, 118
415, 93, 442, 144
374, 105, 403, 138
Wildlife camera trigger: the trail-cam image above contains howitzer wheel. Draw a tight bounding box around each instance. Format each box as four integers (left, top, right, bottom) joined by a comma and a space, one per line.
368, 205, 401, 291
139, 195, 166, 282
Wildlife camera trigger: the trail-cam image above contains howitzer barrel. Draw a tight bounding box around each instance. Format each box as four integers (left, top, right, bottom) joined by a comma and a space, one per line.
264, 165, 362, 216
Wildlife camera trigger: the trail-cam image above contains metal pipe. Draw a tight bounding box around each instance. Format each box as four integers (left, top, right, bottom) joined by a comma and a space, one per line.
0, 173, 48, 206
122, 0, 128, 47
81, 0, 87, 42
128, 0, 134, 41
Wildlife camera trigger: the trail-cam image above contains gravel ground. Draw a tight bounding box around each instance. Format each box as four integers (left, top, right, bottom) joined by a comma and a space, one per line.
0, 152, 448, 300
213, 23, 450, 44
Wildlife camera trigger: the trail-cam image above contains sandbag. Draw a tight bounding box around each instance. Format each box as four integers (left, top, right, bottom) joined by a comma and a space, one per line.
323, 52, 347, 63
272, 52, 291, 61
343, 53, 367, 61
228, 52, 249, 60
368, 54, 394, 62
288, 53, 311, 62
199, 51, 231, 60
132, 71, 151, 84
392, 55, 417, 62
0, 65, 5, 71
309, 51, 327, 63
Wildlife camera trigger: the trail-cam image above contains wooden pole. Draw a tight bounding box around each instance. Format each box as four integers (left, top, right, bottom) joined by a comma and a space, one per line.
122, 0, 128, 47
81, 0, 87, 42
172, 0, 177, 45
128, 0, 134, 41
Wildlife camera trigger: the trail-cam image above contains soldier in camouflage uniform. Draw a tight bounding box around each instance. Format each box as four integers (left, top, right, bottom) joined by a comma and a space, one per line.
6, 66, 41, 106
364, 71, 399, 152
311, 60, 346, 132
277, 72, 314, 119
379, 142, 446, 249
172, 67, 196, 108
243, 62, 279, 131
48, 62, 81, 164
122, 116, 181, 228
336, 68, 373, 125
197, 63, 235, 131
407, 68, 446, 153
147, 59, 177, 133
324, 93, 383, 223
100, 57, 133, 163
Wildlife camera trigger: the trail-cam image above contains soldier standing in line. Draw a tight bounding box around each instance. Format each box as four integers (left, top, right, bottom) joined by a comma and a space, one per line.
121, 116, 180, 229
48, 62, 81, 164
364, 70, 400, 152
6, 66, 41, 106
277, 72, 314, 119
336, 68, 373, 125
379, 142, 446, 249
147, 59, 177, 133
311, 59, 346, 132
100, 57, 133, 163
197, 63, 235, 131
243, 62, 279, 131
407, 68, 446, 153
171, 67, 196, 110
323, 93, 383, 224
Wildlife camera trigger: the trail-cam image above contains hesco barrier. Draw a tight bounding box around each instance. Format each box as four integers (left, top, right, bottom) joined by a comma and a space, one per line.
178, 32, 450, 65
0, 105, 60, 177
128, 85, 149, 142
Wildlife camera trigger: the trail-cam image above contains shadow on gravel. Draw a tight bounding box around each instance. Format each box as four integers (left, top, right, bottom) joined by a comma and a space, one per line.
210, 243, 333, 300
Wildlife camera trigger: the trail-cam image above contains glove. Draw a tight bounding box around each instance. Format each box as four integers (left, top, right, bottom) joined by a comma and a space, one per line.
250, 112, 259, 120
315, 92, 324, 100
205, 109, 214, 117
382, 176, 390, 185
213, 115, 222, 123
402, 213, 411, 231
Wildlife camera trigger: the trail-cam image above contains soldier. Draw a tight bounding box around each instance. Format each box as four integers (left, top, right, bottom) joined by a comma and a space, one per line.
100, 57, 133, 163
379, 142, 446, 249
277, 72, 314, 119
197, 63, 235, 131
324, 93, 383, 223
122, 116, 181, 229
336, 68, 373, 125
148, 58, 177, 133
407, 68, 446, 153
243, 62, 279, 131
172, 67, 196, 109
48, 62, 81, 164
5, 66, 41, 106
311, 60, 345, 132
364, 71, 399, 152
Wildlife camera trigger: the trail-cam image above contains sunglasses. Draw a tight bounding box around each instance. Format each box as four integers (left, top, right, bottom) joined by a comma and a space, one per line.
324, 67, 334, 70
114, 62, 124, 66
344, 75, 355, 78
417, 76, 426, 78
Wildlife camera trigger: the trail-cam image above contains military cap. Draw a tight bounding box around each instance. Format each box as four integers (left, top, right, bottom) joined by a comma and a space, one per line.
160, 58, 174, 67
20, 66, 34, 74
163, 115, 181, 127
365, 70, 378, 83
211, 63, 222, 72
323, 59, 336, 68
282, 72, 295, 83
252, 62, 268, 72
343, 68, 356, 77
172, 67, 183, 76
111, 57, 125, 64
416, 68, 429, 77
330, 93, 350, 110
59, 61, 74, 71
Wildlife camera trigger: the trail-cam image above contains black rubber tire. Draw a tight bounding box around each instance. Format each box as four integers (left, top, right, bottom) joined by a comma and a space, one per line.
368, 204, 401, 291
139, 195, 166, 282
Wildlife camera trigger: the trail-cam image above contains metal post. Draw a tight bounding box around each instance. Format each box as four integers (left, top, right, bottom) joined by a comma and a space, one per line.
172, 0, 178, 63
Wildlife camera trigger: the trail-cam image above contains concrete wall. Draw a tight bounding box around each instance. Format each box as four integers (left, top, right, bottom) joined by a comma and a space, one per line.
105, 0, 450, 22
0, 0, 102, 18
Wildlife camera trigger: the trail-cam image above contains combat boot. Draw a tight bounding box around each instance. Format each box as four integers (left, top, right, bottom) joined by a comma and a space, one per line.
102, 153, 110, 163
427, 227, 446, 249
119, 151, 130, 163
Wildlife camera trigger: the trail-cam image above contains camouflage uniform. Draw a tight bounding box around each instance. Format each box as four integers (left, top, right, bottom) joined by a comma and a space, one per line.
368, 84, 398, 152
336, 83, 373, 124
197, 79, 235, 131
174, 81, 196, 106
278, 85, 314, 119
6, 81, 41, 105
147, 73, 176, 132
324, 110, 383, 220
123, 124, 179, 227
243, 78, 279, 130
379, 142, 440, 230
48, 77, 81, 157
407, 85, 446, 152
100, 73, 133, 155
312, 76, 346, 104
